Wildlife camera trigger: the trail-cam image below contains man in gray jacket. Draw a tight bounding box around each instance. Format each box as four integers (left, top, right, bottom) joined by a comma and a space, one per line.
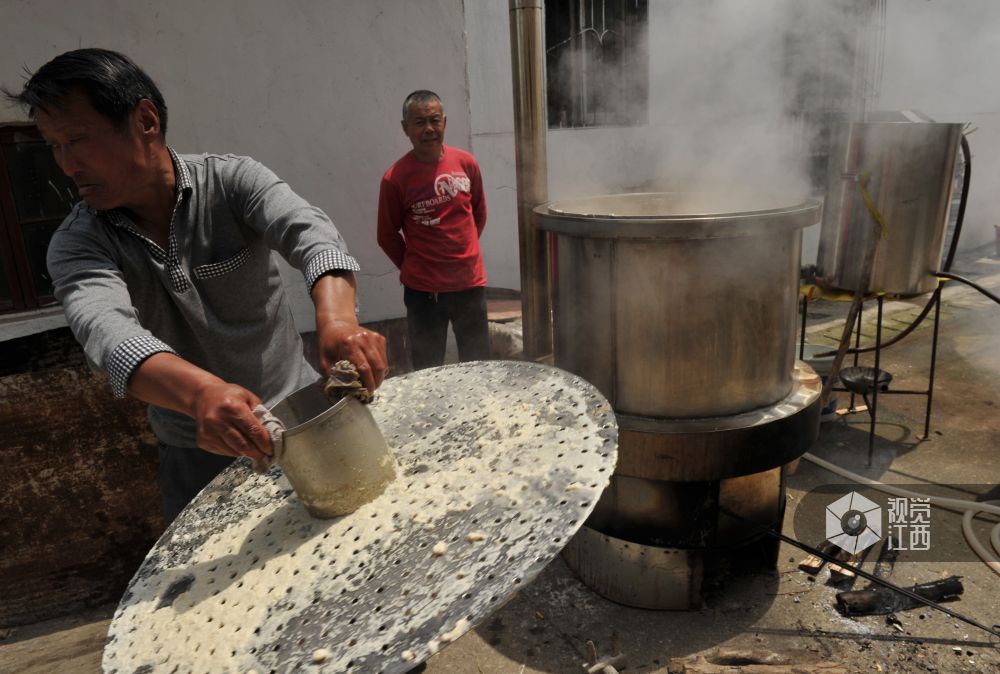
5, 48, 388, 521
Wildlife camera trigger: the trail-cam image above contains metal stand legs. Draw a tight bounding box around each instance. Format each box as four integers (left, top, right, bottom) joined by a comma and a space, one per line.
799, 289, 942, 464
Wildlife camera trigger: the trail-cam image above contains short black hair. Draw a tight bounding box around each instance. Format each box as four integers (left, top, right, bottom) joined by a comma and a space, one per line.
402, 90, 443, 121
2, 48, 169, 137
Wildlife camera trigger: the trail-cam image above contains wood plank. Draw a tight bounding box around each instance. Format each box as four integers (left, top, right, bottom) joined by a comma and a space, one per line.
828, 544, 873, 583
797, 539, 839, 574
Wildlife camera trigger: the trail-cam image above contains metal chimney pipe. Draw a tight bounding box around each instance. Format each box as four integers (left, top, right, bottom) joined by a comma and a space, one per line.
508, 0, 552, 359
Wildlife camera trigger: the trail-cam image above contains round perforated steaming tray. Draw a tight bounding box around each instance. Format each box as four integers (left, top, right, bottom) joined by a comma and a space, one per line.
103, 361, 618, 674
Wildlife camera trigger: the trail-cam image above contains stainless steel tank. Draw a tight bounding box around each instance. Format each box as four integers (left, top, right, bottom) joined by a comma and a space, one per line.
537, 192, 823, 609
817, 119, 962, 296
536, 192, 821, 418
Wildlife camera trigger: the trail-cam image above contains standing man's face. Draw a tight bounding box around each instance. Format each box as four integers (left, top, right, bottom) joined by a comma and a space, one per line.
35, 91, 157, 212
402, 100, 446, 163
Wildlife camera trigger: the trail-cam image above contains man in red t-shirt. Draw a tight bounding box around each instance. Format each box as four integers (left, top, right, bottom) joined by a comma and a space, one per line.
377, 90, 490, 370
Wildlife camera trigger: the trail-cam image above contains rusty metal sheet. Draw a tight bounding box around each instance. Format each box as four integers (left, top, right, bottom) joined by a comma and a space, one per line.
103, 361, 617, 674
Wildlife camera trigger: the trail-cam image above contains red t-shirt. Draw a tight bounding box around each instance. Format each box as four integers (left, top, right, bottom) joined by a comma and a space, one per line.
377, 146, 487, 293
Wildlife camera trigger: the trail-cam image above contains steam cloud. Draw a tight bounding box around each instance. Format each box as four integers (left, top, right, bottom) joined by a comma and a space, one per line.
549, 0, 879, 214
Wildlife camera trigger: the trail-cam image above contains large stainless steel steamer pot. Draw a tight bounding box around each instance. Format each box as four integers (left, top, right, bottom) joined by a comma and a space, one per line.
537, 192, 823, 609
536, 192, 822, 419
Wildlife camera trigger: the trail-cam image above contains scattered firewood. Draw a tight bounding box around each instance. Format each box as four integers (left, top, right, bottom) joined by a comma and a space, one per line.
666, 649, 847, 673
797, 540, 840, 575
828, 544, 873, 583
836, 575, 964, 616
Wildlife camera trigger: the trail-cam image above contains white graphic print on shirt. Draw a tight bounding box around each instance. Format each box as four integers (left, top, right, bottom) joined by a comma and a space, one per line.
411, 172, 471, 227
434, 172, 471, 198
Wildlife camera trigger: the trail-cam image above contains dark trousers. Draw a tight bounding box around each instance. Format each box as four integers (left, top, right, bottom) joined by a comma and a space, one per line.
158, 443, 235, 524
404, 286, 490, 370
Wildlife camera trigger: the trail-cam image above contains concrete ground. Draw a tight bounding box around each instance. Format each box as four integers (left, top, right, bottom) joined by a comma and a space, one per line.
3, 248, 999, 674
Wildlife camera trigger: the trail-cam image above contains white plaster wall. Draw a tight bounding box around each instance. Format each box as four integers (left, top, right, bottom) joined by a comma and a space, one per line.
463, 1, 520, 292
880, 0, 1000, 252
0, 0, 472, 325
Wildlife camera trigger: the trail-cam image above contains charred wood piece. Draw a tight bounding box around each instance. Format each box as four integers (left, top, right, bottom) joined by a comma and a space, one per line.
836, 576, 964, 616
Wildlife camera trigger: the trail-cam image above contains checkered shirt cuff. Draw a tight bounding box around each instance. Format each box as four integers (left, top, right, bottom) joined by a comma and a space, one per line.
304, 249, 360, 292
108, 335, 178, 398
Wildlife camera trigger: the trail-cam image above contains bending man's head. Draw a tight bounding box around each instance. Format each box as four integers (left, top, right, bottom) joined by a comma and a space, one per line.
4, 48, 168, 138
4, 49, 172, 211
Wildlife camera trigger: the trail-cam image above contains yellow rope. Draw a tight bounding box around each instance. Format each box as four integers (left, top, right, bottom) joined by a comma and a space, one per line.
857, 171, 889, 239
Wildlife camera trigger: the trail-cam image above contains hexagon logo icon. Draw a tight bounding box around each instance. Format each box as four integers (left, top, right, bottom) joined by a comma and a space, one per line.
825, 491, 882, 554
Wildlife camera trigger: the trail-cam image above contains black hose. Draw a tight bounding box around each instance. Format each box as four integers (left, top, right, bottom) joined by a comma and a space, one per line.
812, 133, 972, 359
811, 286, 940, 360
942, 134, 972, 273
936, 271, 1000, 306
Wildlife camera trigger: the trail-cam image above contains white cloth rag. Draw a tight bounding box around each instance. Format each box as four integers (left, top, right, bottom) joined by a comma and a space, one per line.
250, 404, 286, 474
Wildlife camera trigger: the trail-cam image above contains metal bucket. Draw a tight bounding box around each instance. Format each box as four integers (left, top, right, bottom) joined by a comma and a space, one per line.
817, 119, 962, 296
270, 382, 395, 518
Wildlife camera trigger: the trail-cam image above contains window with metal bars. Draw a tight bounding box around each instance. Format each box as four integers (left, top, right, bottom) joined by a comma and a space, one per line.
0, 124, 77, 313
545, 0, 649, 128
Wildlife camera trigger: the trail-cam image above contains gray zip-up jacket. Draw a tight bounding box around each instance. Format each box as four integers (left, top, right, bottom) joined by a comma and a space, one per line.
46, 150, 360, 447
